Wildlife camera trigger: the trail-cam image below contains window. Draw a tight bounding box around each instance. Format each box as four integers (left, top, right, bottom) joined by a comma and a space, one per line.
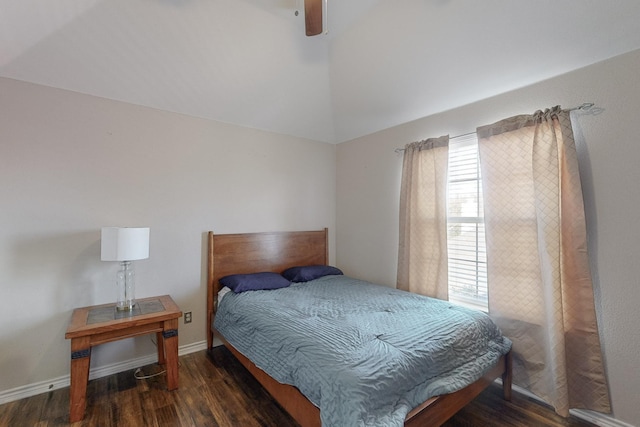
447, 134, 488, 310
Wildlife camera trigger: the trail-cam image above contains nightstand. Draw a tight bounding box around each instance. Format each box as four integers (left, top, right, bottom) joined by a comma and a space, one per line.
64, 295, 182, 422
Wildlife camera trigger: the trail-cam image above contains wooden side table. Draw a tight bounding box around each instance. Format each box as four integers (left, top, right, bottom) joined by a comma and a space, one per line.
64, 295, 182, 422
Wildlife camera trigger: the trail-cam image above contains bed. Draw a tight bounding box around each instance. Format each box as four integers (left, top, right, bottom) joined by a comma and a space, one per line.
206, 228, 512, 427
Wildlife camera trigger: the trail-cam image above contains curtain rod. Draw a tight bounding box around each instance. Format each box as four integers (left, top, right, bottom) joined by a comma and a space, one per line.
394, 102, 596, 154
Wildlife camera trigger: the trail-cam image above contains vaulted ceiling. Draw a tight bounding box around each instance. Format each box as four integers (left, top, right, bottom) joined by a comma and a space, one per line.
3, 0, 640, 143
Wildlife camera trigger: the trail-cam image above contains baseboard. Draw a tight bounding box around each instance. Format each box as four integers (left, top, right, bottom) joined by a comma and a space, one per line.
571, 409, 635, 427
0, 340, 207, 405
510, 384, 633, 427
178, 339, 208, 356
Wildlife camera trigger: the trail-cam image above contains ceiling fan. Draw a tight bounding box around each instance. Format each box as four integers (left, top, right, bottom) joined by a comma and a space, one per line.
303, 0, 326, 36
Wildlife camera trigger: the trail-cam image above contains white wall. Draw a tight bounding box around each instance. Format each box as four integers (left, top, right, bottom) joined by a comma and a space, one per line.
336, 49, 640, 426
0, 77, 336, 394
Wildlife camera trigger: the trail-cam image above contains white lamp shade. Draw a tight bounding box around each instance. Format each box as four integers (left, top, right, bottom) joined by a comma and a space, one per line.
101, 227, 150, 261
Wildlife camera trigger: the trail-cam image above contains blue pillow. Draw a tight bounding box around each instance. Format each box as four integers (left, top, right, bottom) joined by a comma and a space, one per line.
220, 272, 291, 293
281, 265, 343, 283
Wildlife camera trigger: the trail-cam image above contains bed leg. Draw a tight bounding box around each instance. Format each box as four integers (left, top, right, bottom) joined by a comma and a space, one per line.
502, 351, 513, 401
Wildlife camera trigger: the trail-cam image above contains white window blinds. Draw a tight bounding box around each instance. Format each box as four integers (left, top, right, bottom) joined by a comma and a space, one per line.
447, 134, 488, 310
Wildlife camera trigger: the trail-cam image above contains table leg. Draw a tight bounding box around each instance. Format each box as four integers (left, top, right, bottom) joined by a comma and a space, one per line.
156, 331, 166, 365
69, 337, 91, 422
162, 319, 179, 390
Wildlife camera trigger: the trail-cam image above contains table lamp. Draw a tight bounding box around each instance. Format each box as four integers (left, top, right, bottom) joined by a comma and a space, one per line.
101, 227, 150, 311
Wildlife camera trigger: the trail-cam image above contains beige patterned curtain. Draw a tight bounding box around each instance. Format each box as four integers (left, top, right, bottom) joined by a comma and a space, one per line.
397, 136, 449, 299
477, 106, 610, 416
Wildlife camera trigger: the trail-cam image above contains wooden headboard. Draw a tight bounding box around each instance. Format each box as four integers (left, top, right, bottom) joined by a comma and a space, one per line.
206, 228, 328, 349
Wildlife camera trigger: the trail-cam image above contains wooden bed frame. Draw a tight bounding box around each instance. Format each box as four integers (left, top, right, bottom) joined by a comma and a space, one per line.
206, 229, 512, 427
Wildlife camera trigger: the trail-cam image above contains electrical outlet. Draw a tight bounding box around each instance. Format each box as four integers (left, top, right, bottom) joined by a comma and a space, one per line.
184, 312, 192, 324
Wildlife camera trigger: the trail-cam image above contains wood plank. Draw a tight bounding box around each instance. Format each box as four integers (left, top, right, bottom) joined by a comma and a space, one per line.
0, 349, 597, 427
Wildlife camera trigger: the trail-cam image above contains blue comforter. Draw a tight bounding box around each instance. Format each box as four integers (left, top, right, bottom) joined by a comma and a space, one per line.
214, 275, 511, 427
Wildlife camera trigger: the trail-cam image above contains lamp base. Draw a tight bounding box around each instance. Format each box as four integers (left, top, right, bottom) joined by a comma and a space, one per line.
115, 302, 136, 312
116, 261, 136, 312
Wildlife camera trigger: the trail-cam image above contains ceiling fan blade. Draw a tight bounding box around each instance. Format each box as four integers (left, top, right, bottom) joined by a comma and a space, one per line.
304, 0, 323, 36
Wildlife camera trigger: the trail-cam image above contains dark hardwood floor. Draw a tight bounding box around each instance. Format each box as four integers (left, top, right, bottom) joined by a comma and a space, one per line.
0, 347, 597, 427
